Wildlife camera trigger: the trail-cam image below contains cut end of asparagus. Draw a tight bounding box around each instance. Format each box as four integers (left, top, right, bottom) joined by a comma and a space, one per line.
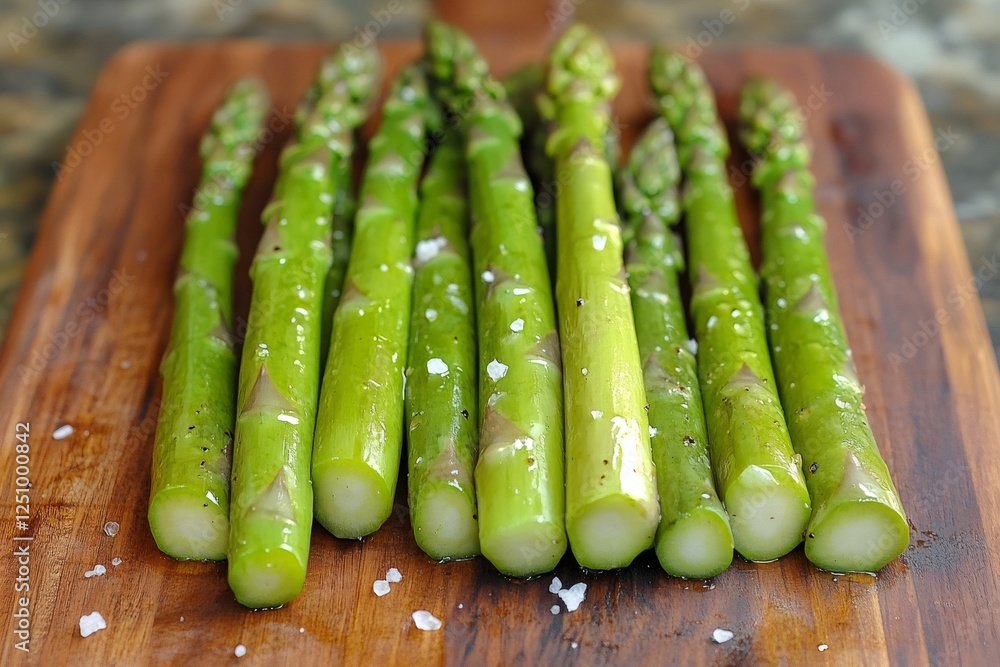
480, 519, 567, 577
805, 501, 909, 573
568, 497, 658, 570
725, 465, 811, 561
148, 489, 229, 561
313, 459, 393, 539
228, 545, 306, 609
412, 487, 481, 561
655, 506, 734, 579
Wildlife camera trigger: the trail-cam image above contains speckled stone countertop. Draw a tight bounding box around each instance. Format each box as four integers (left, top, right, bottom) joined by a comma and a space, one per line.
2, 0, 998, 359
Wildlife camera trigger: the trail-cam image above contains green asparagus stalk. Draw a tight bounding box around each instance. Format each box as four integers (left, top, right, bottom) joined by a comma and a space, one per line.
427, 20, 567, 576
622, 117, 734, 578
227, 47, 380, 609
312, 63, 429, 539
650, 49, 811, 562
541, 25, 659, 570
404, 137, 480, 560
148, 78, 269, 561
739, 78, 908, 572
320, 160, 356, 360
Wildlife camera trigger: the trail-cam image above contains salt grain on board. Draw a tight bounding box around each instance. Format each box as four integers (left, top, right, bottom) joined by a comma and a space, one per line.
712, 628, 735, 644
53, 425, 74, 440
84, 564, 107, 578
104, 521, 119, 537
550, 605, 560, 615
373, 580, 391, 597
235, 644, 247, 658
557, 583, 587, 612
112, 557, 122, 566
818, 644, 829, 652
386, 567, 402, 583
412, 610, 442, 631
79, 612, 107, 637
548, 576, 562, 594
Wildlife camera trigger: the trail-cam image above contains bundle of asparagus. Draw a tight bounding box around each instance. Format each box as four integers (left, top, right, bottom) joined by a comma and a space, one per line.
649, 49, 812, 562
621, 118, 734, 578
227, 47, 380, 609
150, 22, 912, 598
312, 64, 431, 540
427, 21, 568, 576
739, 78, 908, 572
542, 26, 659, 570
148, 78, 269, 561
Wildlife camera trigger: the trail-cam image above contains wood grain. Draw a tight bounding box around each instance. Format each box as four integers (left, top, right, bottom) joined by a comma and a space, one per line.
1, 40, 998, 666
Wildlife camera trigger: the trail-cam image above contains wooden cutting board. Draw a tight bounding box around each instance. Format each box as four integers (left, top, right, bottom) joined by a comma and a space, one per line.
2, 39, 999, 666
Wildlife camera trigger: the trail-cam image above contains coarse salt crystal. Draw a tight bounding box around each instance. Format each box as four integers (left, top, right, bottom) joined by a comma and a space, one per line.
818, 644, 829, 652
412, 610, 442, 631
79, 612, 107, 637
53, 425, 74, 440
300, 627, 305, 633
558, 583, 587, 612
235, 644, 247, 657
415, 237, 447, 263
386, 567, 402, 583
686, 338, 698, 355
591, 410, 603, 419
481, 270, 495, 283
112, 557, 123, 567
549, 576, 562, 594
486, 359, 508, 381
706, 316, 718, 329
457, 604, 463, 609
649, 426, 658, 438
426, 358, 449, 376
712, 628, 735, 643
571, 642, 579, 649
104, 521, 119, 537
373, 580, 391, 596
425, 308, 438, 321
592, 234, 608, 251
550, 605, 560, 615
509, 318, 524, 332
85, 564, 107, 578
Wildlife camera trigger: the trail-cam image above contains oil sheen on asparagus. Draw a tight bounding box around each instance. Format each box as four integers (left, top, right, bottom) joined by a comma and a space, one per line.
740, 77, 908, 572
650, 48, 811, 562
542, 25, 659, 570
228, 47, 379, 609
427, 20, 567, 576
404, 136, 480, 560
149, 78, 269, 561
622, 117, 734, 578
312, 63, 429, 539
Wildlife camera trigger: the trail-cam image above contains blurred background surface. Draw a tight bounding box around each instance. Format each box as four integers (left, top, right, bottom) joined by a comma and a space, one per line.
1, 0, 998, 354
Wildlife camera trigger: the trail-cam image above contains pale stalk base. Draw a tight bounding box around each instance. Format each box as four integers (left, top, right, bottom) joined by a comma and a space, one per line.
412, 488, 480, 561
568, 496, 658, 571
805, 501, 908, 573
655, 508, 734, 579
313, 460, 392, 539
148, 489, 229, 561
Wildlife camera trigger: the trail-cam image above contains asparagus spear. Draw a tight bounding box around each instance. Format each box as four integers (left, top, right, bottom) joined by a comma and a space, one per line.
404, 137, 480, 560
148, 78, 269, 561
622, 117, 734, 578
427, 20, 567, 576
228, 47, 380, 609
739, 78, 908, 572
650, 49, 811, 562
312, 63, 429, 539
320, 161, 356, 361
541, 25, 659, 570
